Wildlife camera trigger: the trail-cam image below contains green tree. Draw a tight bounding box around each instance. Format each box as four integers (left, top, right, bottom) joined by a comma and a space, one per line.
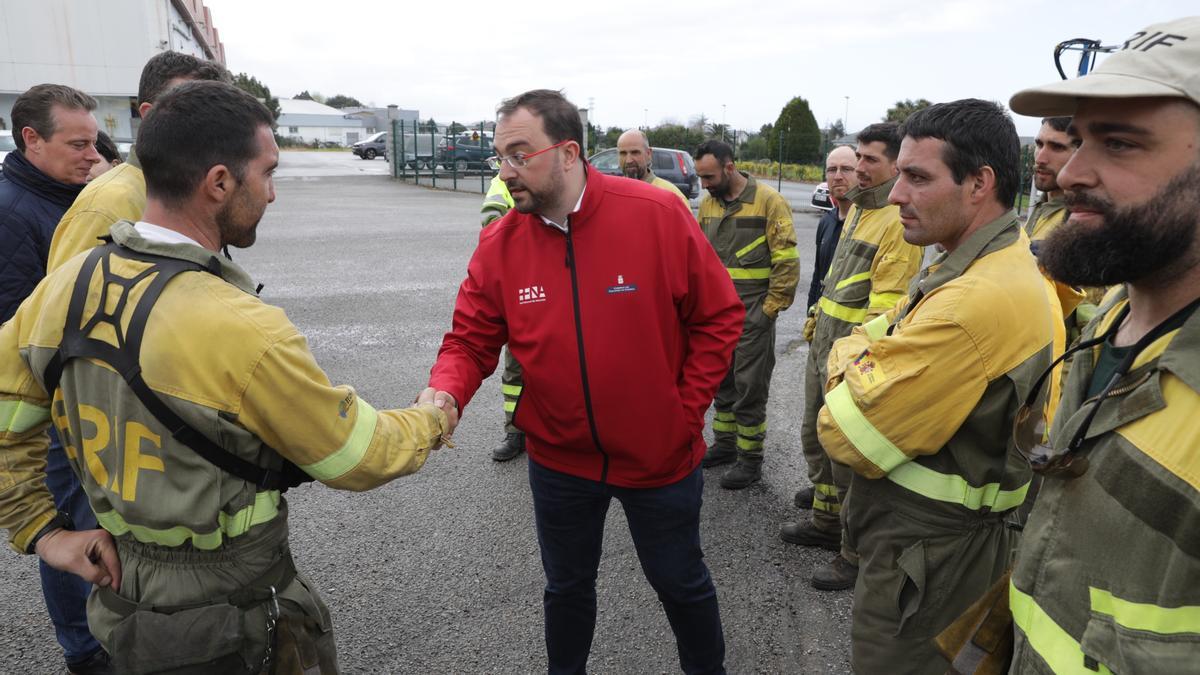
232, 73, 280, 124
646, 124, 705, 153
739, 134, 770, 160
772, 96, 822, 163
294, 90, 314, 101
884, 98, 933, 123
419, 118, 439, 132
600, 126, 623, 149
325, 94, 363, 109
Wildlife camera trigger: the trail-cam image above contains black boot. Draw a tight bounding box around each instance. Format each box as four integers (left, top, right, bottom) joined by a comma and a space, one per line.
491, 431, 525, 462
811, 555, 859, 591
702, 437, 737, 468
779, 520, 840, 550
793, 485, 815, 510
67, 649, 112, 675
719, 454, 762, 489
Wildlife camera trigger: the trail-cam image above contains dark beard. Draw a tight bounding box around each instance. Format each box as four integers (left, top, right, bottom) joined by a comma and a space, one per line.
1038, 163, 1200, 287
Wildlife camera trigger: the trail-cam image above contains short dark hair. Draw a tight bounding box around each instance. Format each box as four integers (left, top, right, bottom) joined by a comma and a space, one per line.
694, 139, 735, 165
137, 81, 274, 207
94, 131, 121, 163
137, 51, 231, 106
899, 99, 1020, 207
496, 89, 583, 147
1041, 116, 1072, 132
11, 84, 97, 151
856, 122, 901, 161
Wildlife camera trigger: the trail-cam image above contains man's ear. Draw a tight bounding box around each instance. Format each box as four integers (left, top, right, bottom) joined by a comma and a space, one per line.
561, 140, 581, 170
138, 102, 153, 118
20, 126, 41, 152
970, 166, 997, 203
202, 164, 235, 203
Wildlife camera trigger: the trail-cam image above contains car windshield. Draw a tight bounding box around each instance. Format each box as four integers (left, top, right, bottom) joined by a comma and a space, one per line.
364, 132, 385, 143
0, 134, 15, 152
589, 150, 618, 171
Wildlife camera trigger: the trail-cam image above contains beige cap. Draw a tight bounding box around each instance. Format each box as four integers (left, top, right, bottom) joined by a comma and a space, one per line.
1010, 16, 1200, 117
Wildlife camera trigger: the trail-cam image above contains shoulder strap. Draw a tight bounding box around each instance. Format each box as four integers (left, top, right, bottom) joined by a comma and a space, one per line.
43, 243, 312, 491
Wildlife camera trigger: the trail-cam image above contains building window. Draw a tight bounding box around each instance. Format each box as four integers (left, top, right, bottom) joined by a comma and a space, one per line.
288, 126, 299, 133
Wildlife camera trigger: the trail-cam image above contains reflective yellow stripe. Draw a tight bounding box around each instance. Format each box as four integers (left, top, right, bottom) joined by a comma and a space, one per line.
0, 399, 49, 434
818, 297, 868, 324
863, 314, 890, 341
1011, 582, 1113, 675
868, 291, 905, 311
503, 401, 516, 413
728, 267, 771, 280
712, 421, 736, 432
814, 483, 839, 496
714, 411, 736, 421
735, 235, 766, 258
736, 437, 763, 451
812, 500, 841, 513
95, 490, 281, 550
737, 422, 767, 436
501, 384, 523, 396
887, 461, 1029, 511
834, 271, 872, 291
825, 382, 909, 473
1090, 587, 1200, 635
300, 399, 379, 481
771, 247, 800, 263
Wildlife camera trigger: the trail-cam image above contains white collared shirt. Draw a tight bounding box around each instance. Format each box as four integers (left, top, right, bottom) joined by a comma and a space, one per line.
134, 221, 205, 248
539, 182, 587, 233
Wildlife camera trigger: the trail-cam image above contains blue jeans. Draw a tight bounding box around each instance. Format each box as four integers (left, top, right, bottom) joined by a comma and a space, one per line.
528, 459, 726, 675
40, 429, 102, 663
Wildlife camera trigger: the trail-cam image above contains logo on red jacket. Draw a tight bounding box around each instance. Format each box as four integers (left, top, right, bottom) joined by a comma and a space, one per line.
518, 285, 547, 304
607, 273, 638, 295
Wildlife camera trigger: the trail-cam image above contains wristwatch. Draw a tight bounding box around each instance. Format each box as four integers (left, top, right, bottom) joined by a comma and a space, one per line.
26, 511, 72, 554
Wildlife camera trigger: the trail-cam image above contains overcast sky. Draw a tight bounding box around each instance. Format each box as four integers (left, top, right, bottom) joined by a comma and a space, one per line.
202, 0, 1195, 137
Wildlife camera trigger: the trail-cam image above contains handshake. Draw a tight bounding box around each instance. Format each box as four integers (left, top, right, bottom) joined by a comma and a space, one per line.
417, 387, 461, 449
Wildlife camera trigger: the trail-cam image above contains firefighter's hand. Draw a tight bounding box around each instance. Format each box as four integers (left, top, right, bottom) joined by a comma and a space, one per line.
417, 387, 459, 447
36, 528, 121, 591
803, 316, 816, 342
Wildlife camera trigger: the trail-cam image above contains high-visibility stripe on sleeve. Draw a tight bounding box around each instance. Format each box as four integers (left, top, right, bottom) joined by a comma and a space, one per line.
728, 267, 771, 280
1089, 587, 1200, 635
818, 297, 868, 324
863, 314, 891, 341
834, 271, 872, 291
300, 399, 379, 481
771, 247, 800, 263
868, 291, 905, 311
824, 381, 909, 474
0, 399, 49, 434
1011, 583, 1114, 675
501, 384, 523, 396
736, 235, 766, 258
887, 461, 1029, 512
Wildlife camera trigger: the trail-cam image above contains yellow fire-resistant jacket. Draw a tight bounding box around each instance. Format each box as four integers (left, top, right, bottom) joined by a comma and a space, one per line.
481, 175, 514, 227
48, 150, 147, 273
649, 173, 690, 208
0, 222, 448, 553
811, 175, 923, 371
1011, 288, 1200, 673
817, 213, 1053, 515
698, 172, 799, 317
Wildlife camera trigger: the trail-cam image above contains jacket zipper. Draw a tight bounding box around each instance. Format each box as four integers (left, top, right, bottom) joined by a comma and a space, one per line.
563, 221, 610, 483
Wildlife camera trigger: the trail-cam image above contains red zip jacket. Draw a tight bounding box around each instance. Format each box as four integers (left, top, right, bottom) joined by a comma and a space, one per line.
430, 169, 743, 488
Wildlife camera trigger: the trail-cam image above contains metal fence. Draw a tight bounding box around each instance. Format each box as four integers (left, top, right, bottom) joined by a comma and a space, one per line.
389, 119, 494, 194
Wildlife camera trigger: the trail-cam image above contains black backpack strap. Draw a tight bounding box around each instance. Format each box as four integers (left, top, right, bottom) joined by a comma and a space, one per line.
44, 243, 313, 491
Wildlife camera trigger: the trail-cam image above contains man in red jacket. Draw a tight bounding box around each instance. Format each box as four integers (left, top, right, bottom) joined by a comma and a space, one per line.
422, 89, 743, 674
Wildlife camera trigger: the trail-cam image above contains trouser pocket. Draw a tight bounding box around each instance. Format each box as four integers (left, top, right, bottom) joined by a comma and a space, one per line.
110, 602, 255, 674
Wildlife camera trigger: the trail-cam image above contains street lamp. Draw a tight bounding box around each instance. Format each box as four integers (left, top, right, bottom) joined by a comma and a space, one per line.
721, 103, 727, 142
844, 96, 850, 134
643, 108, 648, 130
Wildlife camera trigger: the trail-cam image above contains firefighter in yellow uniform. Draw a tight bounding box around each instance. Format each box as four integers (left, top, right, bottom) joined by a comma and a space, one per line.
1008, 18, 1200, 673
694, 140, 799, 489
780, 123, 924, 592
0, 82, 452, 674
616, 129, 690, 208
481, 174, 526, 461
817, 100, 1052, 674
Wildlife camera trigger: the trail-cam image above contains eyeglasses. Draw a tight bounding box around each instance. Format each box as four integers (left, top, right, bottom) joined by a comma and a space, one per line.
486, 139, 572, 170
1013, 296, 1200, 478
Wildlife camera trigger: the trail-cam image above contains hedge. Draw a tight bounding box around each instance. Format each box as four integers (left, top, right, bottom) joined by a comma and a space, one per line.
737, 160, 824, 183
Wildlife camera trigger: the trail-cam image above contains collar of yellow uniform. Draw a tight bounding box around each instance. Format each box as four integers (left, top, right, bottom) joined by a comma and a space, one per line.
108, 220, 259, 295
1095, 285, 1200, 396
734, 171, 757, 204
916, 211, 1020, 300
643, 170, 658, 185
845, 174, 897, 210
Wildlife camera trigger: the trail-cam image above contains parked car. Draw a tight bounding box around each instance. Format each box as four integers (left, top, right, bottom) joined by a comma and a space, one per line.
352, 131, 388, 160
0, 130, 14, 167
811, 181, 832, 210
437, 133, 492, 172
587, 147, 699, 199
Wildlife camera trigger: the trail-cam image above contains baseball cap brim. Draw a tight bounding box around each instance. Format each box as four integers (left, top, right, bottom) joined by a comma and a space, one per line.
1010, 72, 1188, 117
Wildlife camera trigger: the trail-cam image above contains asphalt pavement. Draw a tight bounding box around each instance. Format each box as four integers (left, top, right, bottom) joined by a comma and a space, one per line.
0, 151, 851, 674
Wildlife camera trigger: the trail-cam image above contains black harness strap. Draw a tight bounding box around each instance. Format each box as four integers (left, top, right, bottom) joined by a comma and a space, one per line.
43, 242, 312, 492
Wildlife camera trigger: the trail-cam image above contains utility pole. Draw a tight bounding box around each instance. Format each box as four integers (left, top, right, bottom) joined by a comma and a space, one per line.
844, 96, 850, 134
721, 103, 727, 142
643, 108, 648, 130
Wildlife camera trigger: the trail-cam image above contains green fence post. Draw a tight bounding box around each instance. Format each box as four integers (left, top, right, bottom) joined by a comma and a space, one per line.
452, 121, 458, 191
480, 121, 487, 194
394, 119, 403, 180
431, 126, 437, 189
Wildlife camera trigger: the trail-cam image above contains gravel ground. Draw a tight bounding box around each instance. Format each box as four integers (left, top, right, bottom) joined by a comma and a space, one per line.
0, 153, 851, 674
